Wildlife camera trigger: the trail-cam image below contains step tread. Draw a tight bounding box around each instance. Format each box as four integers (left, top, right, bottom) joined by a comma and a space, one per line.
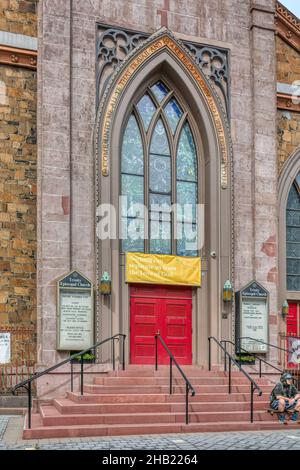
24, 419, 300, 430
41, 406, 270, 418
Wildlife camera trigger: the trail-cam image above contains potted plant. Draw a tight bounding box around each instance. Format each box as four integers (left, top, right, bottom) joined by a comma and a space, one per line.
235, 354, 256, 365
71, 351, 96, 363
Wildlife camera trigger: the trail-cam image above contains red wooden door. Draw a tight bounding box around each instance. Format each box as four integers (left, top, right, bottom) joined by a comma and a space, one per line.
130, 285, 192, 365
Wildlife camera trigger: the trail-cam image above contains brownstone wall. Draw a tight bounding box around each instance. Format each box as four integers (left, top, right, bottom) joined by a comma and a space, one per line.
0, 0, 37, 339
0, 0, 37, 36
0, 64, 37, 326
276, 31, 300, 173
276, 36, 300, 84
277, 109, 300, 172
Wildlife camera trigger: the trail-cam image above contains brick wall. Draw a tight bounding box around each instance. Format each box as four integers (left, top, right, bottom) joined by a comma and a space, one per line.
0, 0, 37, 36
0, 0, 37, 348
0, 65, 37, 326
277, 110, 300, 172
276, 36, 300, 85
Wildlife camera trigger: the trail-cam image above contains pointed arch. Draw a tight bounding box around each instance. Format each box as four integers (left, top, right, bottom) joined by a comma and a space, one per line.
95, 28, 234, 365
95, 28, 232, 189
278, 147, 300, 304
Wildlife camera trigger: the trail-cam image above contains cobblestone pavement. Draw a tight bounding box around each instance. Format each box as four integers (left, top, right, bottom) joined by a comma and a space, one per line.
1, 415, 300, 450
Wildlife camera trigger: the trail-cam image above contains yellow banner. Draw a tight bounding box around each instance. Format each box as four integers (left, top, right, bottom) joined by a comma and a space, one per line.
125, 252, 201, 287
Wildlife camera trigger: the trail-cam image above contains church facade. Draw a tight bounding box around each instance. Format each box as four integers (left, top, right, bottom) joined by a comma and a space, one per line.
1, 1, 300, 398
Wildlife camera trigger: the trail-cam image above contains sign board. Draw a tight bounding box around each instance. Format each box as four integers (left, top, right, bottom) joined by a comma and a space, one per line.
0, 333, 11, 364
288, 337, 300, 365
125, 252, 201, 287
235, 281, 269, 353
57, 270, 94, 351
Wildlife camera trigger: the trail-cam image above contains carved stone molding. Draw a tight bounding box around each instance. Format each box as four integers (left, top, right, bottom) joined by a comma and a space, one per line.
0, 45, 37, 70
277, 92, 300, 112
275, 1, 300, 52
96, 24, 229, 114
95, 28, 231, 191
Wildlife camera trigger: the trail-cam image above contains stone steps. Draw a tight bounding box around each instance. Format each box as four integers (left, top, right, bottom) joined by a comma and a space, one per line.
22, 365, 290, 439
23, 417, 300, 440
82, 383, 272, 395
54, 397, 269, 414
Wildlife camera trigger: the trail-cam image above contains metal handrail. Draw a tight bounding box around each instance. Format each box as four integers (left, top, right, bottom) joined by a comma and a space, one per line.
155, 333, 195, 425
222, 340, 283, 377
12, 333, 126, 429
208, 336, 262, 423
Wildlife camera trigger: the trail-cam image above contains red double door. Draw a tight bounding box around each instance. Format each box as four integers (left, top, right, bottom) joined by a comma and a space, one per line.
130, 284, 192, 365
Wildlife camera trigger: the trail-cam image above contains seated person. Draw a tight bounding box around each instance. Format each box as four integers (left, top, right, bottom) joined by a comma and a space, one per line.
269, 372, 300, 424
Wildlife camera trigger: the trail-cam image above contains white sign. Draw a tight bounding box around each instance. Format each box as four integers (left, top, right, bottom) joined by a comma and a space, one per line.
0, 333, 11, 364
240, 298, 268, 353
58, 290, 93, 350
288, 338, 300, 365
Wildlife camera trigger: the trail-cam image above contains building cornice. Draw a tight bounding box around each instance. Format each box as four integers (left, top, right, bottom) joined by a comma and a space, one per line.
277, 92, 300, 112
275, 1, 300, 52
0, 45, 37, 70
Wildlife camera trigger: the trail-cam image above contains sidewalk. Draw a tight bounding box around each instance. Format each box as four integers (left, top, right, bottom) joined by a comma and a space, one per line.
1, 415, 300, 450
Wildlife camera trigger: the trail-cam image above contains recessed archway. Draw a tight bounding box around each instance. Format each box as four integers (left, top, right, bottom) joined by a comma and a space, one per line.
95, 28, 234, 365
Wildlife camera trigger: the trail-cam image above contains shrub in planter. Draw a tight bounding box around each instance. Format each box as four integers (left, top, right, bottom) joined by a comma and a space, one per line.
235, 354, 256, 365
71, 352, 96, 363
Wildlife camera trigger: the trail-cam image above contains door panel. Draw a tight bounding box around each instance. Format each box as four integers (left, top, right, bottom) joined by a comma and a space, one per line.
130, 285, 192, 365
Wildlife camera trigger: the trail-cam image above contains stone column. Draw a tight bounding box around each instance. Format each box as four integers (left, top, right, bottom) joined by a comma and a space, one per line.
250, 0, 278, 360
37, 0, 72, 372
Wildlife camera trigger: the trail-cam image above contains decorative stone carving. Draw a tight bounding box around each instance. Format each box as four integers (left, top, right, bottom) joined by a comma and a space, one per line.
96, 24, 229, 113
184, 43, 229, 114
96, 26, 148, 104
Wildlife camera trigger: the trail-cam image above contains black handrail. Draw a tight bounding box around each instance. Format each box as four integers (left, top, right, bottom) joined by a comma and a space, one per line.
222, 340, 282, 377
12, 333, 126, 429
238, 336, 294, 355
155, 333, 195, 425
208, 336, 262, 423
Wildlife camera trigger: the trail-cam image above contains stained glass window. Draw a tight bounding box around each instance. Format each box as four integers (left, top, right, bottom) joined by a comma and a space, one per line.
164, 98, 182, 134
121, 80, 198, 256
121, 114, 144, 252
287, 176, 300, 291
176, 122, 197, 256
136, 94, 156, 131
150, 81, 169, 102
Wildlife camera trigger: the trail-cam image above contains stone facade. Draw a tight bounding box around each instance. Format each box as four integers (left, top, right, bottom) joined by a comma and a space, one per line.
35, 0, 279, 388
278, 110, 300, 172
276, 36, 300, 84
276, 30, 300, 172
0, 0, 37, 372
0, 0, 37, 36
0, 65, 37, 326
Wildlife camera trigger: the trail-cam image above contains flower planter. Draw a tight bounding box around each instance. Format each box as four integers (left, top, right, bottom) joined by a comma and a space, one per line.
235, 356, 256, 366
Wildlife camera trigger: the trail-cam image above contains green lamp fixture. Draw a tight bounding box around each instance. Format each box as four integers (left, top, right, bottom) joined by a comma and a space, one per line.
281, 300, 289, 319
223, 280, 233, 302
100, 272, 111, 295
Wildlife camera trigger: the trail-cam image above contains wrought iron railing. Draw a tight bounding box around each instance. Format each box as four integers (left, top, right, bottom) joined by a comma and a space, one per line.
154, 333, 195, 425
208, 336, 262, 423
0, 325, 36, 394
12, 334, 126, 429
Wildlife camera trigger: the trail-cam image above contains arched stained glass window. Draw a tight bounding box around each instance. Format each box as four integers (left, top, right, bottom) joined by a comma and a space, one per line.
287, 173, 300, 291
121, 80, 198, 256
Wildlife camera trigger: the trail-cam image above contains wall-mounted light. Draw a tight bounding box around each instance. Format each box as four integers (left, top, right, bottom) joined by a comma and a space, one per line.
281, 300, 289, 319
100, 272, 111, 295
223, 280, 233, 302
